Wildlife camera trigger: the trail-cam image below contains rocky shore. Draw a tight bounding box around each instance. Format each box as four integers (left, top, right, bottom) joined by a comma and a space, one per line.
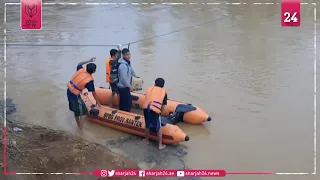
0, 98, 151, 180
0, 119, 152, 180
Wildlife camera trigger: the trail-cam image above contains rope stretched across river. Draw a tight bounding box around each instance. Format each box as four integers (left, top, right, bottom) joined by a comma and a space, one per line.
1, 15, 227, 48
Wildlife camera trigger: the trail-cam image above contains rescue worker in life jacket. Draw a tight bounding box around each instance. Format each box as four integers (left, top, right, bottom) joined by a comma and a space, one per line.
67, 57, 101, 132
142, 78, 168, 150
117, 48, 139, 112
106, 49, 120, 107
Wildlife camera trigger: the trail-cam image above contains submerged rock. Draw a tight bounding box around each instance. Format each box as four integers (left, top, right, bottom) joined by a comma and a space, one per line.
0, 98, 17, 116
105, 136, 198, 177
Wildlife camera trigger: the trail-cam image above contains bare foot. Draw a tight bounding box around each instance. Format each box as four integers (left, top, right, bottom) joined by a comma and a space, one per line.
76, 128, 84, 137
143, 138, 149, 144
158, 144, 166, 150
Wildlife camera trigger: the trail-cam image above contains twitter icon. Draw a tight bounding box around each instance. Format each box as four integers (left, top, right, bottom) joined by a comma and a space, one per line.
108, 170, 115, 177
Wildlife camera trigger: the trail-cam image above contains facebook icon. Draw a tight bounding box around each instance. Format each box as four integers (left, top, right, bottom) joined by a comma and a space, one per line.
139, 170, 146, 177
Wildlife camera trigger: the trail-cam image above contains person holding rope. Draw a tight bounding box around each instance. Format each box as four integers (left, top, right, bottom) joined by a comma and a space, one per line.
67, 57, 101, 133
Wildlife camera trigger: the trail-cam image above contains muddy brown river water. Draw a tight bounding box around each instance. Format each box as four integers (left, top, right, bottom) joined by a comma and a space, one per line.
1, 0, 320, 180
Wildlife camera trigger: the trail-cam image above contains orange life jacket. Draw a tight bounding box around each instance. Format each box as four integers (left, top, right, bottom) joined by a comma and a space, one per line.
106, 57, 113, 83
143, 86, 166, 114
67, 68, 94, 96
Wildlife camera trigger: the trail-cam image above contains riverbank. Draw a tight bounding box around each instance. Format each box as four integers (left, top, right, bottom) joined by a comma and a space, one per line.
0, 119, 151, 180
0, 98, 192, 179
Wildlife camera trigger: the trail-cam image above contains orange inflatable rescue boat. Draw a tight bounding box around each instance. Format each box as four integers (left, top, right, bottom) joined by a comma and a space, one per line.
81, 89, 190, 144
95, 87, 211, 125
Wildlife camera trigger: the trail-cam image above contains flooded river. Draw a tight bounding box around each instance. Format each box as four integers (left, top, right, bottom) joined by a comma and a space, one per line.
1, 0, 320, 179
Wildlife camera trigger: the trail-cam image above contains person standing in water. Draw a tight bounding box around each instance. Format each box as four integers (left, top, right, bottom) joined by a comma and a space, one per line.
67, 57, 101, 132
142, 78, 167, 150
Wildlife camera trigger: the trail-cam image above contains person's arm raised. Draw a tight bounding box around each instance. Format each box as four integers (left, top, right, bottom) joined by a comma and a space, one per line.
77, 57, 96, 67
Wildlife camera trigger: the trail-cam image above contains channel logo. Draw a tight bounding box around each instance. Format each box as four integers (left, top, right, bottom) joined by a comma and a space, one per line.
177, 171, 185, 177
139, 170, 146, 177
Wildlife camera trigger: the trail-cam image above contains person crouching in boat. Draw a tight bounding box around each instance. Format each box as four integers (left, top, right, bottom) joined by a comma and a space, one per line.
142, 78, 168, 150
67, 57, 101, 133
106, 49, 120, 107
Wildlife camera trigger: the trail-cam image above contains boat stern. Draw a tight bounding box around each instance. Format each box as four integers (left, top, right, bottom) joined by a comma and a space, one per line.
161, 124, 190, 144
183, 107, 211, 125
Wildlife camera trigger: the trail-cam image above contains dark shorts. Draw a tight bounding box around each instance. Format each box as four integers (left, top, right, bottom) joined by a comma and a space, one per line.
110, 83, 119, 94
143, 109, 160, 132
68, 96, 88, 117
